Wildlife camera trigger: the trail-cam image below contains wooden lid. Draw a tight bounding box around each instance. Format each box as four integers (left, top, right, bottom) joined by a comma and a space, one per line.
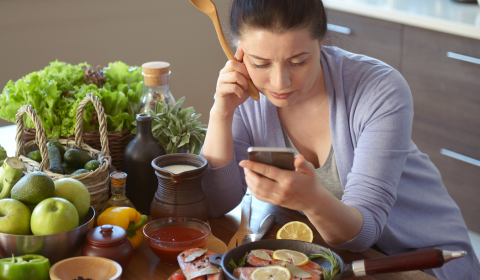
142, 62, 170, 86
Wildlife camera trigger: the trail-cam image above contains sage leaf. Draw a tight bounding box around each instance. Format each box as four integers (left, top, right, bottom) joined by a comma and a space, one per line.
251, 250, 272, 261
184, 249, 208, 262
285, 263, 312, 279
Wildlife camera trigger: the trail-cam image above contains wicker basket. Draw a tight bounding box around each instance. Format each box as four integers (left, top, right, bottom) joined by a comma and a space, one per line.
15, 93, 112, 213
22, 127, 130, 171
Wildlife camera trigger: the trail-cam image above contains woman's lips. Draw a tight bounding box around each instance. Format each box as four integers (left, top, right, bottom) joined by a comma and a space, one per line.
269, 91, 294, 99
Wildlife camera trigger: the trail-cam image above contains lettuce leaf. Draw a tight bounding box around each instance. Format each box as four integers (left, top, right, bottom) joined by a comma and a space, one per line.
0, 145, 7, 162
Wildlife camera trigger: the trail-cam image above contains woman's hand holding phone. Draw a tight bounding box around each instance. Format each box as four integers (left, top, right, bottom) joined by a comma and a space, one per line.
239, 153, 324, 214
212, 43, 251, 117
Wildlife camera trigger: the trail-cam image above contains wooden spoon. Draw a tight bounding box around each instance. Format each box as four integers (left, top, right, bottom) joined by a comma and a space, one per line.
206, 221, 228, 254
189, 0, 260, 101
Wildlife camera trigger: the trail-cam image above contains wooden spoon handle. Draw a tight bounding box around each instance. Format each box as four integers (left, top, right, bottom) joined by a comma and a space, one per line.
209, 12, 260, 101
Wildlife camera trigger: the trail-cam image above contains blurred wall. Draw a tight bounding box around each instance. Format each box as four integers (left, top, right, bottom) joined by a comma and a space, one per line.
0, 0, 234, 127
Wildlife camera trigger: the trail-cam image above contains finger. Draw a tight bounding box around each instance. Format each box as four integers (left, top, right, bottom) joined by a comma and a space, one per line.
294, 155, 316, 174
220, 60, 250, 80
235, 42, 245, 63
244, 168, 278, 201
240, 160, 282, 180
220, 71, 249, 91
217, 83, 246, 99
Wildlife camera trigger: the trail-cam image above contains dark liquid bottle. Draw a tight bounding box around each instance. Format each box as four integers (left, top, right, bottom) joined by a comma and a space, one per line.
124, 114, 166, 214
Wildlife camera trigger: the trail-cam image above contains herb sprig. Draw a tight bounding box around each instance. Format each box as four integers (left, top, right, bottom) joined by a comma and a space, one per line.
228, 252, 248, 270
309, 249, 340, 280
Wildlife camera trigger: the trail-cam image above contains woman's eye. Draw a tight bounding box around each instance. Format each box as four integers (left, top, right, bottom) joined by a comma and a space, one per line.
252, 62, 269, 69
292, 60, 307, 66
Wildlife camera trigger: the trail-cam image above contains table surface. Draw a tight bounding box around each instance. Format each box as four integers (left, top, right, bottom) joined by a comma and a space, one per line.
0, 125, 438, 280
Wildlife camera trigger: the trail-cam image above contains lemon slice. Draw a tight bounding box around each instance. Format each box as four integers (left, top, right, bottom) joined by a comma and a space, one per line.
251, 266, 291, 280
272, 249, 310, 266
276, 221, 314, 242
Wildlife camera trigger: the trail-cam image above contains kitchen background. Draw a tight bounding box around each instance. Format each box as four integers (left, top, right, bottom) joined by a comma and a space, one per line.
1, 0, 480, 258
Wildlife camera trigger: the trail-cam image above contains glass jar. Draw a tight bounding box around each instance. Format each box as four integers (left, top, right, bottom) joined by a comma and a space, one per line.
140, 61, 175, 114
100, 171, 136, 214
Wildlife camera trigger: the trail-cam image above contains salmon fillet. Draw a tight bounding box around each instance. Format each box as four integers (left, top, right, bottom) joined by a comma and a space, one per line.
246, 249, 322, 271
178, 248, 225, 280
233, 266, 321, 280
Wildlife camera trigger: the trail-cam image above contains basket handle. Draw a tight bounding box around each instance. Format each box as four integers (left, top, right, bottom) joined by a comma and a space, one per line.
15, 105, 50, 170
75, 93, 110, 157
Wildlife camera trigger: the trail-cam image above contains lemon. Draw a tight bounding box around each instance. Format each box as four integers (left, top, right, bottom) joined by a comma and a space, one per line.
276, 221, 314, 242
251, 266, 291, 280
272, 249, 310, 266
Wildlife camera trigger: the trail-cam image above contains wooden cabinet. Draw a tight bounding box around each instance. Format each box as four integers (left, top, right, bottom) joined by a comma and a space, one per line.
326, 10, 480, 233
412, 119, 480, 233
325, 9, 403, 70
402, 26, 480, 138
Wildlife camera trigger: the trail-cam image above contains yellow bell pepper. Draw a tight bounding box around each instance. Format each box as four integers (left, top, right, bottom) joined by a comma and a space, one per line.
97, 207, 147, 250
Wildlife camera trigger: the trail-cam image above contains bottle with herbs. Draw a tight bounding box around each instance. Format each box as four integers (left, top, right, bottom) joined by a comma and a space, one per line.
140, 61, 175, 114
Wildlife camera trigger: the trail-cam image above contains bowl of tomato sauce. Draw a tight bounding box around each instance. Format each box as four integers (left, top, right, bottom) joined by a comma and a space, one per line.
143, 217, 211, 265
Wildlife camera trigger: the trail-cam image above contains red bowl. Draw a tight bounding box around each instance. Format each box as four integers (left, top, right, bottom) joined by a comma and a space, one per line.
143, 217, 211, 265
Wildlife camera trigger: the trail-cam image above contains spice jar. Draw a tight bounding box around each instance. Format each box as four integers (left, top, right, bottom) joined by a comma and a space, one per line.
81, 224, 134, 270
140, 61, 175, 113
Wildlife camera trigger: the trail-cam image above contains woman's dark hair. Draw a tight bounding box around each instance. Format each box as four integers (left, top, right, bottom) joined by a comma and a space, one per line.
229, 0, 328, 40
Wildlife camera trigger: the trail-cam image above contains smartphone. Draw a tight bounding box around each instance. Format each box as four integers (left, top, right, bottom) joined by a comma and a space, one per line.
247, 147, 295, 171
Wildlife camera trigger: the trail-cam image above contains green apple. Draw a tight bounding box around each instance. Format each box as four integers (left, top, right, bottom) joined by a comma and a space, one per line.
31, 197, 79, 235
53, 178, 90, 220
0, 198, 31, 235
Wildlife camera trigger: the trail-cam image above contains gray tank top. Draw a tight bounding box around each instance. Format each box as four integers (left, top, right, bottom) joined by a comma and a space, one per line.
281, 125, 344, 200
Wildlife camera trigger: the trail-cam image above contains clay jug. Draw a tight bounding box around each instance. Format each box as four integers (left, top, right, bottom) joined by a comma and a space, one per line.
150, 154, 209, 222
124, 114, 166, 215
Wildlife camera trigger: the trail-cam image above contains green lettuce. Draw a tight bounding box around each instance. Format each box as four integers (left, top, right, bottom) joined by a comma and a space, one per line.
0, 145, 6, 162
0, 60, 144, 137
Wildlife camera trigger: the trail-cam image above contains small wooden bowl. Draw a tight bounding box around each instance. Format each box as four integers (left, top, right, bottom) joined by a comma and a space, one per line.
49, 256, 122, 280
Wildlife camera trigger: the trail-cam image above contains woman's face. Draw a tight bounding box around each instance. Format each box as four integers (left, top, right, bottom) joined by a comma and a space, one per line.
239, 28, 323, 108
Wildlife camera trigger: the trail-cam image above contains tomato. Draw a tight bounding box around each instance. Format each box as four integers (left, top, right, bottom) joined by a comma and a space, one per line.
172, 272, 186, 280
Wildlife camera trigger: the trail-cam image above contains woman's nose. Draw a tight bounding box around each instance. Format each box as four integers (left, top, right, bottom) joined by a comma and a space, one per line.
270, 66, 291, 91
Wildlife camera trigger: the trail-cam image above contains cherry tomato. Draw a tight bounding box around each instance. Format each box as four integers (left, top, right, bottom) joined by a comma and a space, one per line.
172, 273, 186, 280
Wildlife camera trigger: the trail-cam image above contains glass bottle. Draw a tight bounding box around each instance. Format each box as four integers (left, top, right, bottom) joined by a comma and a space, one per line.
101, 171, 135, 213
139, 61, 175, 114
124, 114, 166, 215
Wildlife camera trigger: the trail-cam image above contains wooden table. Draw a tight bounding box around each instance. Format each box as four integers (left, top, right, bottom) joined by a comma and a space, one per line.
0, 125, 437, 280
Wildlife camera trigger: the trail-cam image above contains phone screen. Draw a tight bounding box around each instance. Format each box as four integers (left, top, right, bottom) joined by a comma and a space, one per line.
247, 147, 295, 171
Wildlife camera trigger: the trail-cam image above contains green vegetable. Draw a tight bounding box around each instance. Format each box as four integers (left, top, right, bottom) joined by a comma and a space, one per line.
0, 254, 50, 280
64, 149, 92, 169
27, 150, 42, 162
228, 252, 248, 270
84, 160, 101, 171
132, 97, 207, 155
72, 169, 90, 175
309, 249, 340, 280
62, 162, 77, 175
0, 145, 6, 162
47, 140, 66, 161
0, 158, 25, 199
0, 61, 144, 138
47, 145, 63, 174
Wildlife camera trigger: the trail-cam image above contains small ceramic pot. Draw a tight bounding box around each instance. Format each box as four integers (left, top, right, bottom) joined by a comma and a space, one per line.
81, 224, 133, 270
150, 153, 210, 222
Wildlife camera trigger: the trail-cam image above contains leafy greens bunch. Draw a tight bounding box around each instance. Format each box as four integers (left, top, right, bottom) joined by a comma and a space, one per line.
132, 97, 207, 155
0, 60, 144, 138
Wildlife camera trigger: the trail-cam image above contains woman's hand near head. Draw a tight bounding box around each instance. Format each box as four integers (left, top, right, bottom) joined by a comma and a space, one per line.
211, 43, 251, 117
202, 44, 252, 169
239, 155, 364, 246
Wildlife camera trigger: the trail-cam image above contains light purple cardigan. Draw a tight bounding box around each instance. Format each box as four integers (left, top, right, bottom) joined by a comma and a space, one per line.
200, 46, 480, 279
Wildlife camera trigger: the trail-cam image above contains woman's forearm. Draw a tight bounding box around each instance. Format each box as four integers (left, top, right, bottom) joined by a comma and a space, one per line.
202, 109, 236, 168
304, 189, 364, 245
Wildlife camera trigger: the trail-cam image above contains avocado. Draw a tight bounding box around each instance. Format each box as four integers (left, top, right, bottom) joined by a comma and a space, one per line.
71, 169, 90, 175
27, 150, 42, 162
64, 149, 92, 169
47, 145, 63, 174
84, 160, 101, 171
62, 162, 77, 175
47, 140, 66, 161
11, 171, 55, 205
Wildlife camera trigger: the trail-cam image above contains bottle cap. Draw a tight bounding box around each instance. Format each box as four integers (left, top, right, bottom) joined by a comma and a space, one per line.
110, 171, 127, 187
142, 61, 170, 86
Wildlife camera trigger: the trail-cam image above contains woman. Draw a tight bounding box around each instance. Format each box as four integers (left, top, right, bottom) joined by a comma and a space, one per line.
200, 0, 480, 279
